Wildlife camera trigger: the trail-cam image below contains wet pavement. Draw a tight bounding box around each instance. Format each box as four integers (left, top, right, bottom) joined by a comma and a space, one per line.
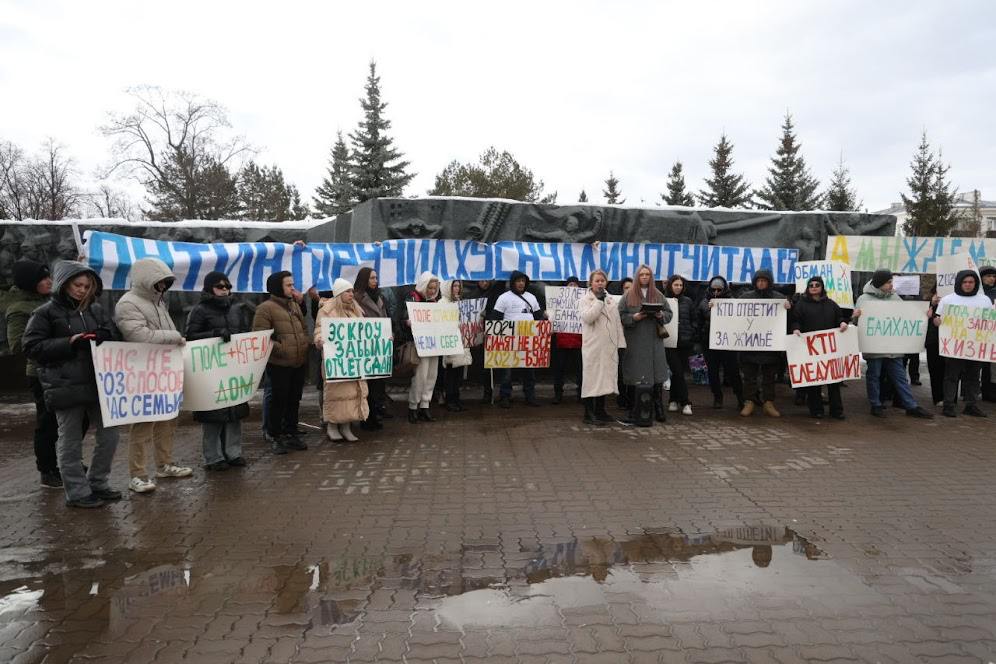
2, 380, 996, 663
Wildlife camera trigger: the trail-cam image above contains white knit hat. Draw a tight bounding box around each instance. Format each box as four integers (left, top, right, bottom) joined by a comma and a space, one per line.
332, 278, 353, 298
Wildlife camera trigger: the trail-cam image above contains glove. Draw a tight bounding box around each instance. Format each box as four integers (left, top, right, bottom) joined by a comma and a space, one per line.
94, 328, 114, 346
221, 329, 232, 343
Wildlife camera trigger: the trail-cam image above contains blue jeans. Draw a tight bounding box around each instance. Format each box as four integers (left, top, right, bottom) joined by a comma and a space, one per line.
497, 368, 536, 400
865, 357, 917, 410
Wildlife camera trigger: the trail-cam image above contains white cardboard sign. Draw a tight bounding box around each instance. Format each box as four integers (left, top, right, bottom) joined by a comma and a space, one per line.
708, 299, 787, 352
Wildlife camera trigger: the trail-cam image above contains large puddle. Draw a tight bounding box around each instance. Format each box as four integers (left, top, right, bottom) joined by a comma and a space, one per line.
1, 525, 884, 650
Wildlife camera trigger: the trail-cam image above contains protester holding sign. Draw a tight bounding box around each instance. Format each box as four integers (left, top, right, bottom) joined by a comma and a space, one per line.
733, 269, 791, 418
980, 266, 996, 402
402, 271, 442, 422
114, 258, 192, 493
923, 288, 946, 406
183, 271, 249, 471
580, 270, 625, 425
493, 271, 546, 409
697, 276, 745, 411
6, 260, 62, 489
22, 261, 121, 508
933, 270, 994, 418
440, 280, 472, 412
354, 267, 392, 428
790, 276, 848, 419
472, 279, 505, 404
851, 270, 934, 420
664, 275, 696, 416
315, 279, 370, 441
551, 277, 584, 405
619, 265, 672, 424
253, 271, 312, 455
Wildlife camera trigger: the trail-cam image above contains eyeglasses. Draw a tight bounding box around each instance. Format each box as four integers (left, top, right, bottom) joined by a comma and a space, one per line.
214, 284, 232, 291
808, 283, 821, 288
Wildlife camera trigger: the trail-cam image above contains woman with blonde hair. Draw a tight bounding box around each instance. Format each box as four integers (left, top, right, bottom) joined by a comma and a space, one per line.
579, 269, 625, 425
314, 278, 369, 442
617, 265, 672, 424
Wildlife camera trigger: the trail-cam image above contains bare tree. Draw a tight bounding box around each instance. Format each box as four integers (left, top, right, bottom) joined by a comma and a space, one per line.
86, 183, 138, 220
0, 141, 31, 220
27, 138, 81, 220
100, 86, 253, 220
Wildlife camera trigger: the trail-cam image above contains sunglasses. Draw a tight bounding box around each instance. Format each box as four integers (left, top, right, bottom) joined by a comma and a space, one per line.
808, 283, 821, 288
214, 284, 232, 290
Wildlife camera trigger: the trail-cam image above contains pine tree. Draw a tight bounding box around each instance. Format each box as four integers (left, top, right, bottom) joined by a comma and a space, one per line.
236, 161, 303, 221
698, 134, 752, 208
429, 147, 554, 202
578, 189, 588, 203
754, 113, 822, 211
603, 171, 624, 204
662, 161, 695, 206
823, 154, 862, 212
349, 61, 415, 202
313, 131, 355, 217
900, 132, 958, 236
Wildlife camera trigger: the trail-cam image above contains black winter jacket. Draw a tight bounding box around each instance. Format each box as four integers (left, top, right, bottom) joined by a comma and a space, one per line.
184, 293, 250, 423
668, 294, 696, 347
737, 269, 787, 365
22, 262, 118, 411
791, 295, 844, 333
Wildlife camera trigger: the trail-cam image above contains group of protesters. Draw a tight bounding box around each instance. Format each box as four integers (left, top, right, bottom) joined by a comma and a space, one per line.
4, 253, 995, 509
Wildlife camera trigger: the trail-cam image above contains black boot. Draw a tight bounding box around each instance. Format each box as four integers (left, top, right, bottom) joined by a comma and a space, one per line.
594, 396, 613, 423
583, 398, 598, 425
653, 384, 667, 423
552, 388, 563, 405
417, 408, 435, 422
408, 409, 419, 424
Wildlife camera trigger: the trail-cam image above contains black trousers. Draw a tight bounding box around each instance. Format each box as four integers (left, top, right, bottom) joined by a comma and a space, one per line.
552, 347, 582, 394
705, 350, 744, 403
741, 362, 777, 404
666, 346, 691, 405
943, 358, 982, 407
926, 344, 945, 405
266, 364, 306, 436
444, 365, 463, 404
806, 384, 842, 416
30, 376, 59, 473
982, 363, 996, 402
367, 378, 386, 419
905, 353, 920, 381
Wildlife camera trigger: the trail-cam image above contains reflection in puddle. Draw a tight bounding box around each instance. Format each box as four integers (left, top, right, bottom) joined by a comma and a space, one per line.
0, 525, 860, 655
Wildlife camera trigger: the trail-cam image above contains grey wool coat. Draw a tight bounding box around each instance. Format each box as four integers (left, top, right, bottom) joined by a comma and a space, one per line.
618, 293, 672, 386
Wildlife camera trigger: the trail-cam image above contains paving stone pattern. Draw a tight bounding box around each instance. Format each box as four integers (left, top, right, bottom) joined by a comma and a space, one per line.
1, 382, 995, 663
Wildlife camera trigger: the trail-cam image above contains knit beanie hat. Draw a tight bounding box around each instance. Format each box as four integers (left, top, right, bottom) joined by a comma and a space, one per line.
871, 269, 893, 288
13, 259, 50, 292
980, 265, 996, 278
332, 278, 353, 298
202, 270, 231, 292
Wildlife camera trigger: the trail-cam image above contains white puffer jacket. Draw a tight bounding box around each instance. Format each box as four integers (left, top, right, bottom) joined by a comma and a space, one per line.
114, 258, 184, 345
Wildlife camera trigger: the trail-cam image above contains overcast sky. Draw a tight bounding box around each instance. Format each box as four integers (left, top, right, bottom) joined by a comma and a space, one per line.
2, 0, 995, 215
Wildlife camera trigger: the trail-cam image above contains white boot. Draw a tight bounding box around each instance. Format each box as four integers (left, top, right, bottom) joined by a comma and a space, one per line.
339, 422, 358, 442
326, 423, 343, 441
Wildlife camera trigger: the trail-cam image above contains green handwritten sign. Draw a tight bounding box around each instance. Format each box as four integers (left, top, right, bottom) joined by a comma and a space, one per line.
321, 318, 394, 381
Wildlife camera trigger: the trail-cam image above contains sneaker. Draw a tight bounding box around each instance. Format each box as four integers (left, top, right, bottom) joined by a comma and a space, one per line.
667, 401, 679, 413
740, 401, 755, 417
963, 404, 988, 418
91, 488, 123, 501
66, 494, 105, 509
204, 461, 229, 472
129, 477, 156, 493
762, 401, 781, 418
156, 464, 193, 478
870, 406, 886, 418
907, 406, 935, 419
40, 471, 63, 489
226, 457, 247, 467
681, 404, 693, 416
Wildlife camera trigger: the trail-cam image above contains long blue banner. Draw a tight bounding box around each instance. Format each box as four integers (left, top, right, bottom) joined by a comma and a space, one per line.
83, 231, 799, 292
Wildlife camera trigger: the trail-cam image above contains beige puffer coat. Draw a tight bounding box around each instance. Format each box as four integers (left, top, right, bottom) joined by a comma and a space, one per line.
315, 295, 370, 423
114, 258, 183, 344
